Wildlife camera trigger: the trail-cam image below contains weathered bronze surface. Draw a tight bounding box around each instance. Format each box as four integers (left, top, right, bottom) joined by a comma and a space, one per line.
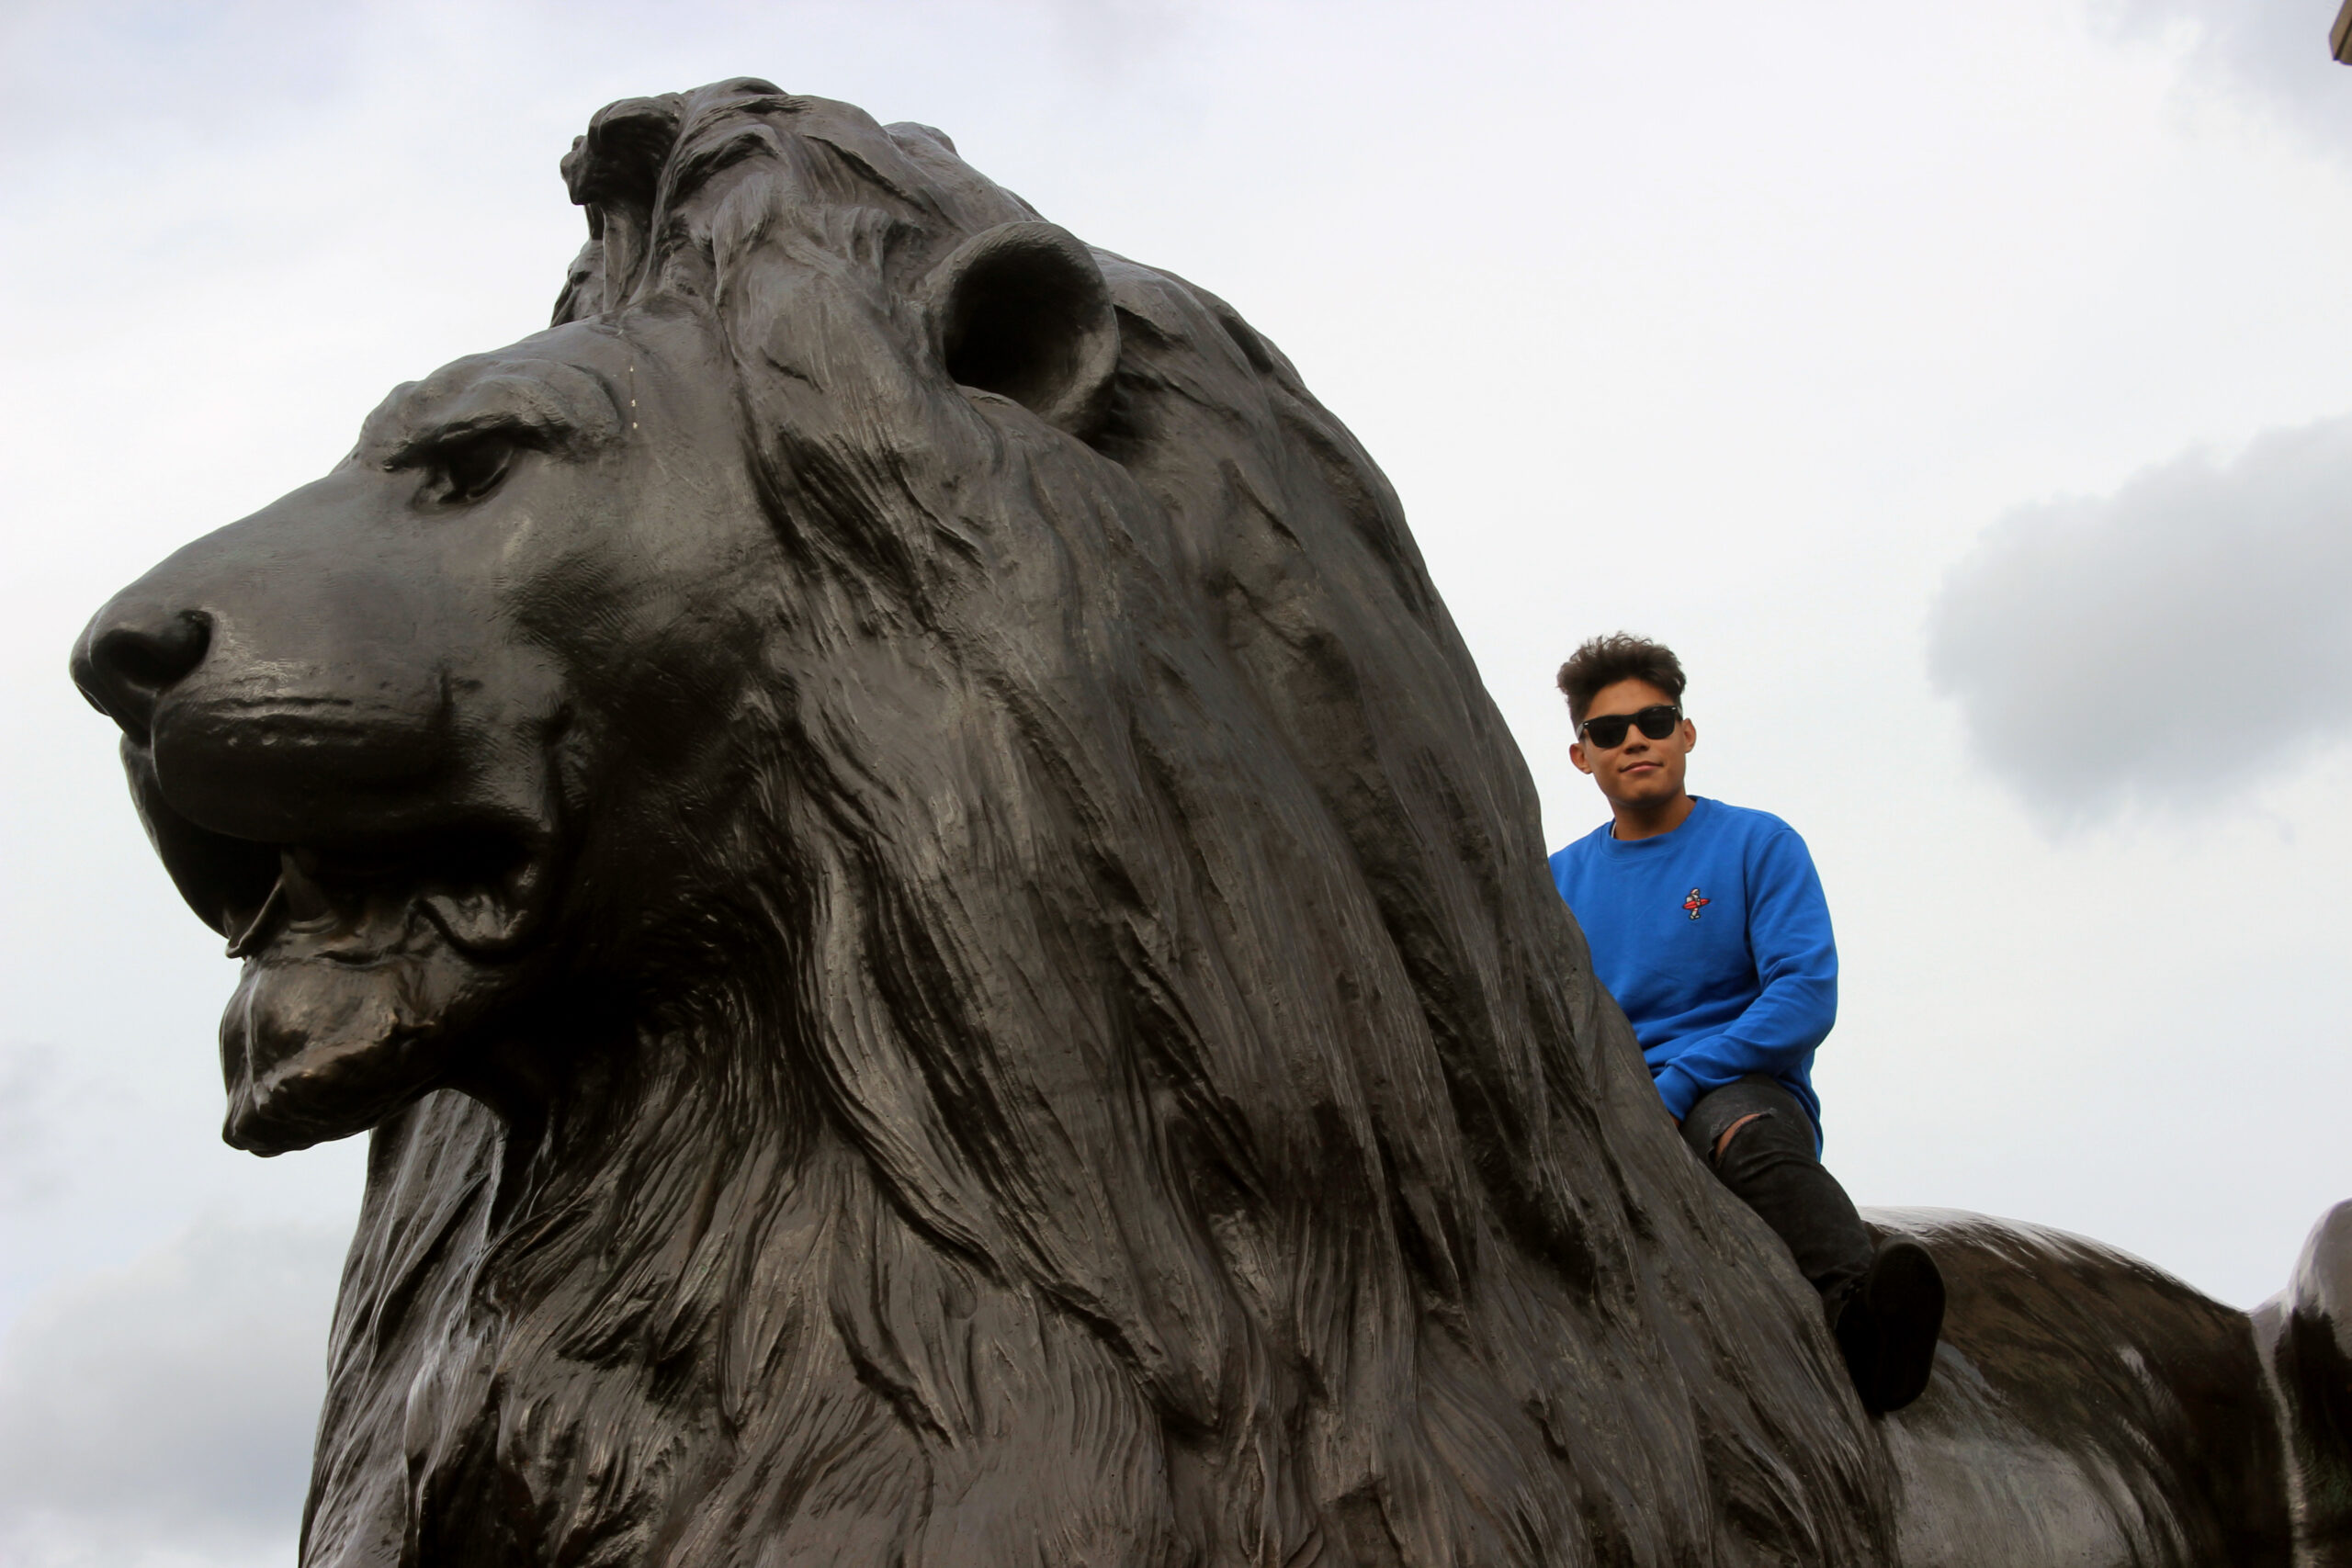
70, 79, 2352, 1566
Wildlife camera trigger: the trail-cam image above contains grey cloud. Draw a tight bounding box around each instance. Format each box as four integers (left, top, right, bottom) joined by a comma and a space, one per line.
0, 1044, 139, 1213
2098, 0, 2352, 146
1039, 0, 1193, 67
0, 2, 358, 143
0, 1220, 347, 1567
0, 1046, 64, 1211
1928, 416, 2352, 824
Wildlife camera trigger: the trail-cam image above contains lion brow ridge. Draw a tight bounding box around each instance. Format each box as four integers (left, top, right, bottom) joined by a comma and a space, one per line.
360, 357, 628, 467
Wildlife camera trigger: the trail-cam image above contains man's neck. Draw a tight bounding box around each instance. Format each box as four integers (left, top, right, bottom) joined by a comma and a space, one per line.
1610, 791, 1695, 842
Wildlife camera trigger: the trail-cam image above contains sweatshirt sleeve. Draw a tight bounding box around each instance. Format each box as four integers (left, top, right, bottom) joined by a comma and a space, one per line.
1649, 827, 1838, 1121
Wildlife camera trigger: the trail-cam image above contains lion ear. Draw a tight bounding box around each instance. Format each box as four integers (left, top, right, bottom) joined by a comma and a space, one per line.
923, 221, 1119, 440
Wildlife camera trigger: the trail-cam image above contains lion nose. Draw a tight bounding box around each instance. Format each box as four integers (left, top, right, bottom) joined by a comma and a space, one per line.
73, 604, 212, 740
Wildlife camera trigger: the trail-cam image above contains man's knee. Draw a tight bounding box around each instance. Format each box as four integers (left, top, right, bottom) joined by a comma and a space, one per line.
1707, 1106, 1820, 1189
1712, 1111, 1766, 1163
1680, 1077, 1809, 1168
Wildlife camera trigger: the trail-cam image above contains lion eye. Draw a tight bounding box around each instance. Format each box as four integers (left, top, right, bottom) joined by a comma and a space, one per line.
432, 434, 517, 504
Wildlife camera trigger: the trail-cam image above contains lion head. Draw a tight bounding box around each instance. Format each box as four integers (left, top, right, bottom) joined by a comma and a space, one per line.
74, 80, 1893, 1568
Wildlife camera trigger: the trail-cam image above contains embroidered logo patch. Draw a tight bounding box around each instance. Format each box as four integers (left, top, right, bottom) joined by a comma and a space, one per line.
1682, 887, 1711, 920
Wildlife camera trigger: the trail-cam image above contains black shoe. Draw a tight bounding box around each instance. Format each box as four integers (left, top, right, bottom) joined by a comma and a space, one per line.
1833, 1239, 1945, 1415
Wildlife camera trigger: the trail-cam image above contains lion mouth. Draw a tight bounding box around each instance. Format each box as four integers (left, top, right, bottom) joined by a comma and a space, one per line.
214, 823, 551, 1156
222, 829, 549, 963
122, 743, 555, 964
120, 747, 564, 1155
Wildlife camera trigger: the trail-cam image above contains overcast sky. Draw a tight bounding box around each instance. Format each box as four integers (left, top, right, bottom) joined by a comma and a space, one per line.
6, 2, 2352, 1562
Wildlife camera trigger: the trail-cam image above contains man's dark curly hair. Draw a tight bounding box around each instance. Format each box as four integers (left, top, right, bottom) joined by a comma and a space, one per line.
1555, 633, 1686, 728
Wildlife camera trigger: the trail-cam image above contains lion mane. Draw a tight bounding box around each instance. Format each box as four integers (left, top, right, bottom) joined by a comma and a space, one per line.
300, 79, 1892, 1567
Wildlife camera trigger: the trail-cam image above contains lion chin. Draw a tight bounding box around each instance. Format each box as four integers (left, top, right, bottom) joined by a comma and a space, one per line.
219, 869, 513, 1155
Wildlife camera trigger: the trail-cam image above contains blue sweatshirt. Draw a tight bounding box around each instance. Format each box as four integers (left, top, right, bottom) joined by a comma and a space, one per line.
1548, 796, 1836, 1145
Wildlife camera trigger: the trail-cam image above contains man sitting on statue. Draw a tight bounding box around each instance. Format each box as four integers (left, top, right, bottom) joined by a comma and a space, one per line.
1546, 633, 1943, 1415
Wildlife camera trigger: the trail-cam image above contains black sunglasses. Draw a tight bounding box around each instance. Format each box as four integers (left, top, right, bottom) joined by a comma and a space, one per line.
1577, 705, 1681, 750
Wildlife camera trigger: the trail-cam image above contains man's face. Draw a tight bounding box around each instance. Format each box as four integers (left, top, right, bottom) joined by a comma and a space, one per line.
1570, 677, 1697, 809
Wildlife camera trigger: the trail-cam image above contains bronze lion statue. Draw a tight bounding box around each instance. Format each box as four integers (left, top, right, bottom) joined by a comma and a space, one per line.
69, 78, 2352, 1567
